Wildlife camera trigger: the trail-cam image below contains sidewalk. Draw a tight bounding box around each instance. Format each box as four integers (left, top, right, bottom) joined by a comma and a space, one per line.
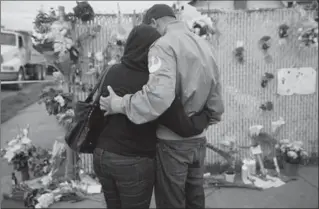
1, 103, 318, 208
51, 166, 318, 208
1, 103, 65, 207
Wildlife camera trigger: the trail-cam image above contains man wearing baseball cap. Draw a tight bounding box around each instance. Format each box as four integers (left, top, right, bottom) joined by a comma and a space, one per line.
100, 3, 224, 208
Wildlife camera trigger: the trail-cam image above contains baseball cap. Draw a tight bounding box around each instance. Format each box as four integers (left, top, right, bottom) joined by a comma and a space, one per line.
142, 4, 176, 25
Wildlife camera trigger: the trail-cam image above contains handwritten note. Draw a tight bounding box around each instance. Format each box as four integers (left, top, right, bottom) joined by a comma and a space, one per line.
250, 145, 263, 155
277, 67, 317, 95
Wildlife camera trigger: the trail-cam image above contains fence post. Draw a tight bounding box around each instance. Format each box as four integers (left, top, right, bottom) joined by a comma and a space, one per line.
132, 10, 137, 26
57, 5, 79, 180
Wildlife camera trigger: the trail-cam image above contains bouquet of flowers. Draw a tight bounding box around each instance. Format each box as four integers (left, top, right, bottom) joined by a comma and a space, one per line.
1, 126, 33, 173
49, 141, 67, 177
73, 1, 95, 22
32, 5, 79, 67
24, 180, 84, 208
39, 87, 75, 130
0, 126, 56, 182
179, 3, 220, 41
295, 5, 318, 48
33, 9, 58, 34
28, 140, 66, 180
23, 170, 100, 208
298, 26, 318, 47
276, 139, 308, 164
28, 147, 52, 178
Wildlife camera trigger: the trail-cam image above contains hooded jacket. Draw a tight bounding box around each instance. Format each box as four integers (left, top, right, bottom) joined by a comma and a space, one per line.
120, 21, 224, 141
96, 24, 208, 158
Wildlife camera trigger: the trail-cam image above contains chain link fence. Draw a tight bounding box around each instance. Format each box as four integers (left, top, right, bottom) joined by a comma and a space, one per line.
72, 8, 318, 173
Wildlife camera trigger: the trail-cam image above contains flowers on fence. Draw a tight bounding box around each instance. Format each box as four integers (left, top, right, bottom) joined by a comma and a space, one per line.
259, 101, 273, 111
39, 75, 75, 126
298, 27, 318, 47
259, 35, 272, 62
73, 1, 95, 22
179, 3, 220, 41
278, 24, 290, 39
295, 5, 318, 48
278, 24, 290, 45
85, 51, 106, 79
39, 87, 75, 130
233, 40, 245, 64
234, 46, 245, 64
271, 117, 285, 135
261, 72, 274, 88
276, 139, 308, 164
32, 5, 82, 68
33, 10, 58, 34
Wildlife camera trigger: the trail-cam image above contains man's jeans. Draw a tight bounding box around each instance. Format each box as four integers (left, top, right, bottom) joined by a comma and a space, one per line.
93, 148, 155, 209
155, 138, 206, 208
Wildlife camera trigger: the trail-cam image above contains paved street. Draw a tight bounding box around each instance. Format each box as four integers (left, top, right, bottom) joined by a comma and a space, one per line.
1, 102, 65, 207
1, 76, 54, 101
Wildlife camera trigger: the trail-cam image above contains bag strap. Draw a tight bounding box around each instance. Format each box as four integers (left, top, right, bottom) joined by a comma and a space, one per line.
93, 68, 109, 104
84, 66, 109, 103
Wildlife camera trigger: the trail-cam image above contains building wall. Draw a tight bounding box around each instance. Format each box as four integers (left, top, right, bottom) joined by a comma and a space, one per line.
190, 0, 286, 10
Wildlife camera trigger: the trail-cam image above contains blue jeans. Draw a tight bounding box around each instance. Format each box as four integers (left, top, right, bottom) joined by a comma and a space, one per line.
154, 138, 206, 208
93, 148, 155, 209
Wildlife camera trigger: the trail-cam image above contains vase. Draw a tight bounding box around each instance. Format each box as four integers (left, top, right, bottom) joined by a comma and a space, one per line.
224, 171, 236, 183
20, 165, 30, 181
283, 161, 299, 176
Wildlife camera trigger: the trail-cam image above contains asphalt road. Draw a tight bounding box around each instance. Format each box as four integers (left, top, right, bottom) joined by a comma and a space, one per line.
1, 76, 54, 101
1, 84, 32, 100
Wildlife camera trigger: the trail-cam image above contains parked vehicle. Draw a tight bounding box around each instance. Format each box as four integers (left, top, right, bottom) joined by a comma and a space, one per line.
0, 29, 48, 90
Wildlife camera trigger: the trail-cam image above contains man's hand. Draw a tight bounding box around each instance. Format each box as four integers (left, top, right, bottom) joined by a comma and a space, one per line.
99, 86, 124, 116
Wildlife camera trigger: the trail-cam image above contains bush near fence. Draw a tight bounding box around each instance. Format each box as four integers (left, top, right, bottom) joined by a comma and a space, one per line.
72, 8, 318, 173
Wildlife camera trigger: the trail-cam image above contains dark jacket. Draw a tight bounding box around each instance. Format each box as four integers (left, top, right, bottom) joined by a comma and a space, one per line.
96, 24, 209, 158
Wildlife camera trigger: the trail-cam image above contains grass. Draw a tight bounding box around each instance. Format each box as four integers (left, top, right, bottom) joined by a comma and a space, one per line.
1, 83, 54, 124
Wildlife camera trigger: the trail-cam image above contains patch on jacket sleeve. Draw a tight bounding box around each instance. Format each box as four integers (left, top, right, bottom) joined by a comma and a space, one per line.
148, 56, 162, 73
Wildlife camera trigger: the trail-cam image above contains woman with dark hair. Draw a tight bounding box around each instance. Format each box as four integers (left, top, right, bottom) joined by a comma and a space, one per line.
93, 24, 209, 209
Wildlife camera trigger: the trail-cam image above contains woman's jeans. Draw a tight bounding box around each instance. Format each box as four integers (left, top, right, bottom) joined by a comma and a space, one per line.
93, 148, 155, 209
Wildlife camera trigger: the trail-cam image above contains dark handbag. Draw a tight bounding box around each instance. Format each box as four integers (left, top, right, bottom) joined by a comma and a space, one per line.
65, 68, 108, 153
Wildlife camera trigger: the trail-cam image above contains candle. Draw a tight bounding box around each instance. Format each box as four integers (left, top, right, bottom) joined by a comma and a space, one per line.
243, 159, 256, 175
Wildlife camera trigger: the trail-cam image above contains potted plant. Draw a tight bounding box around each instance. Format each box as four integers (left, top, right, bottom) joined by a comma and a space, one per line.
276, 139, 308, 176
220, 137, 237, 183
224, 163, 236, 183
206, 136, 238, 183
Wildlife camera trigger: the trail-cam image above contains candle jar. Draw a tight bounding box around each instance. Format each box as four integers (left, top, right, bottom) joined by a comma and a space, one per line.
243, 159, 256, 176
